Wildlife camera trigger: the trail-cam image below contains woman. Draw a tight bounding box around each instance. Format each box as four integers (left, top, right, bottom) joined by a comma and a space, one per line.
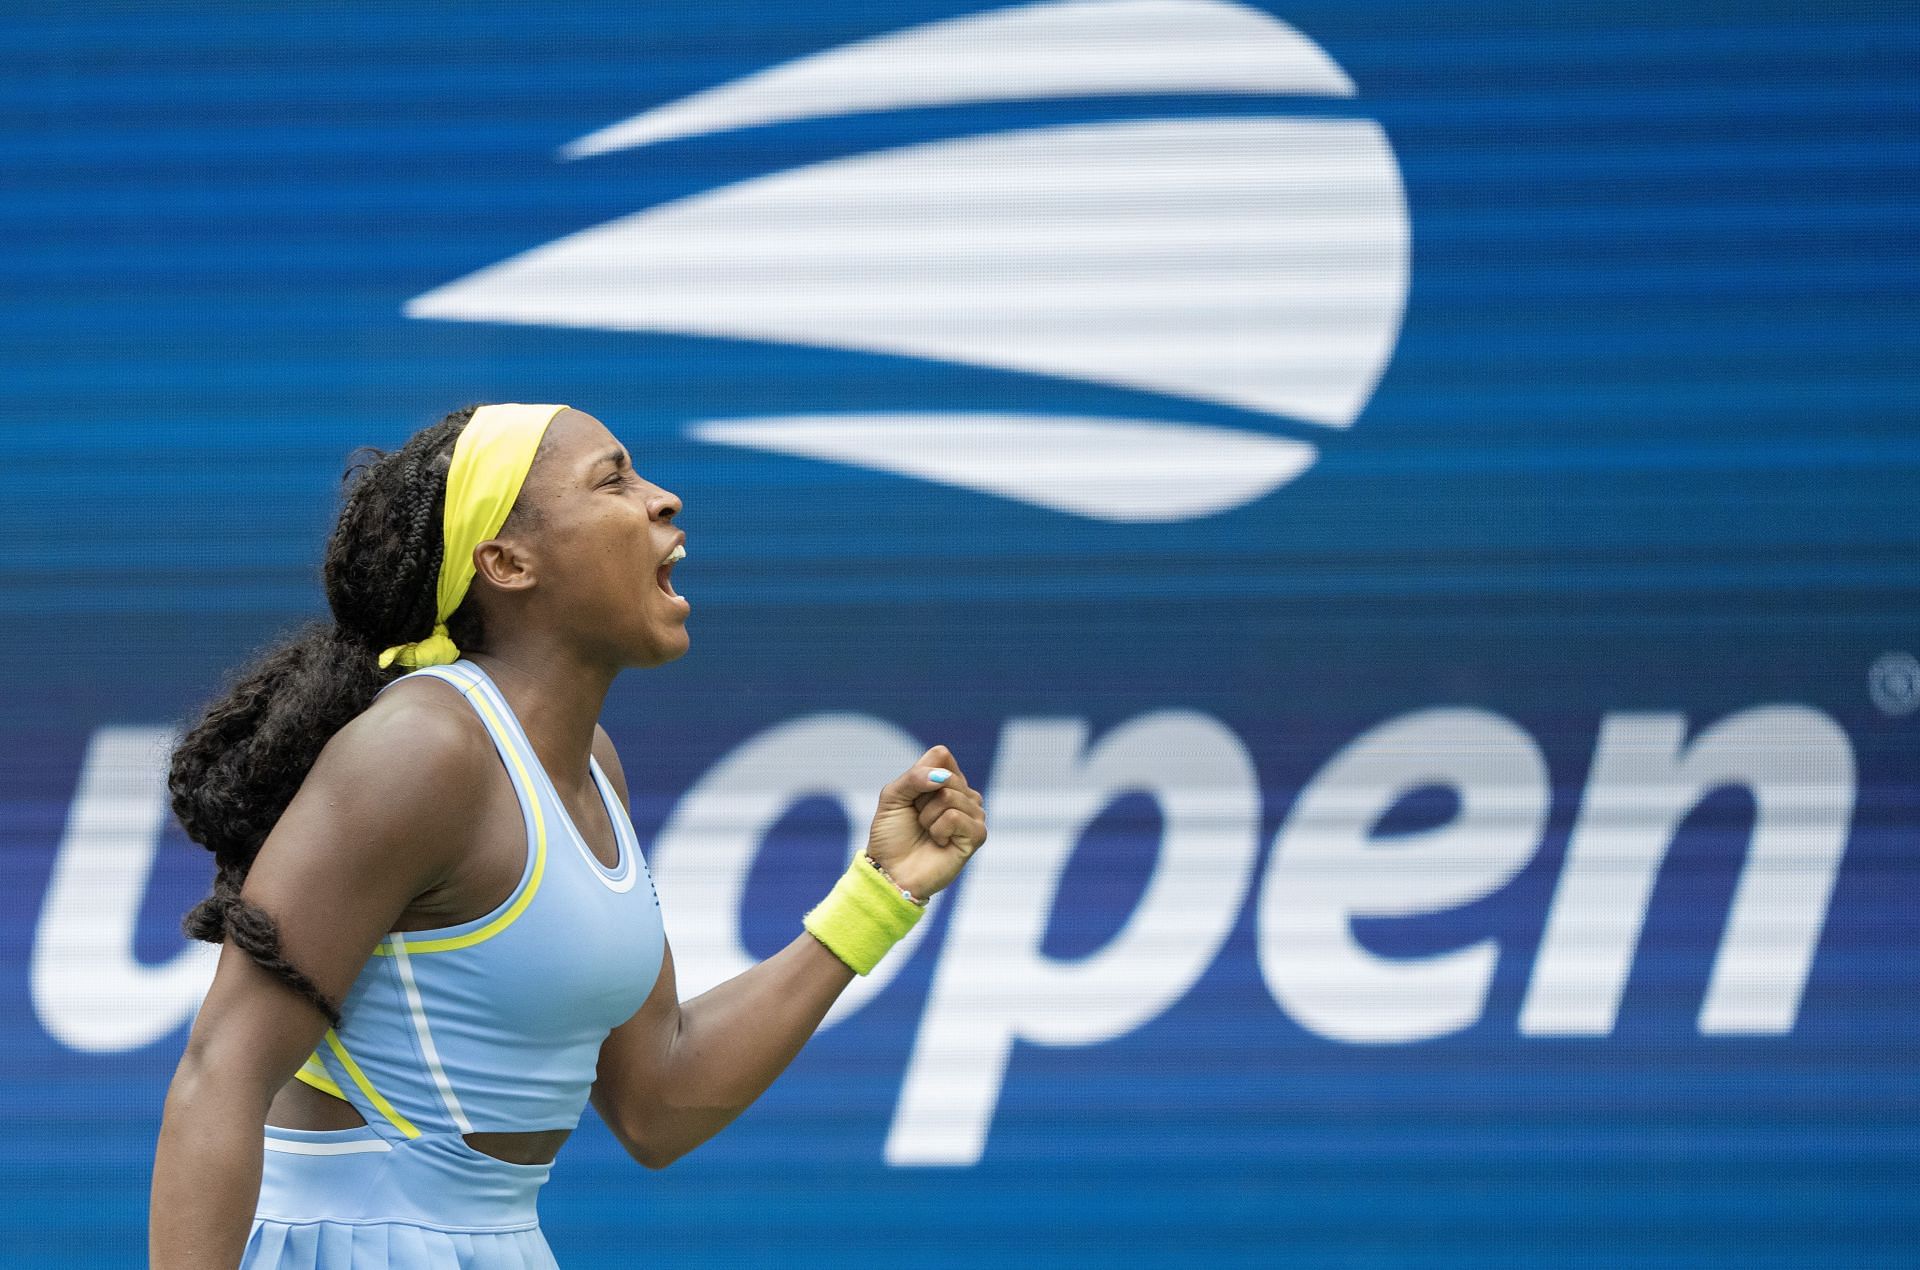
150, 403, 988, 1268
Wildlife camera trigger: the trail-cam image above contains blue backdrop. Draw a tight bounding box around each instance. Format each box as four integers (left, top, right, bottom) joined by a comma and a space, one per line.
5, 1, 1917, 1265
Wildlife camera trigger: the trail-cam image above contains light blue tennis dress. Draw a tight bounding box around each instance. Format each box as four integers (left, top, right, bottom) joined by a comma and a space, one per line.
244, 658, 666, 1268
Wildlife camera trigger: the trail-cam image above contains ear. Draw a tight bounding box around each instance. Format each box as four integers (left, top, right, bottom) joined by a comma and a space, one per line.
471, 536, 538, 593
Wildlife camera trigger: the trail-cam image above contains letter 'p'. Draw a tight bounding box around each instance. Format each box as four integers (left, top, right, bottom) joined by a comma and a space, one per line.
886, 712, 1262, 1166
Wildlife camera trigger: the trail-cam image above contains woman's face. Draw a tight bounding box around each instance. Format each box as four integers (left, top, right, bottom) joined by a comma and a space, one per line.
502, 407, 690, 668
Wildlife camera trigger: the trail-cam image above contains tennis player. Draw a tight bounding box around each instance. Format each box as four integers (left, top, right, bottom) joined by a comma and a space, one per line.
150, 403, 988, 1267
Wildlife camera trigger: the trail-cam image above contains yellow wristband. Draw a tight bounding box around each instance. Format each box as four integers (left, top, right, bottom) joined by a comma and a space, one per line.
802, 854, 929, 975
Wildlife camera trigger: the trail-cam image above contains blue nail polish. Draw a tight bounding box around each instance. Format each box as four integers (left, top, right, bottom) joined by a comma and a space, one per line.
929, 767, 951, 783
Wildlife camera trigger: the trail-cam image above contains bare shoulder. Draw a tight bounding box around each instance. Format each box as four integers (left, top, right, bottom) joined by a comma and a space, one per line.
239, 675, 498, 969
592, 722, 631, 813
258, 675, 494, 899
317, 675, 493, 814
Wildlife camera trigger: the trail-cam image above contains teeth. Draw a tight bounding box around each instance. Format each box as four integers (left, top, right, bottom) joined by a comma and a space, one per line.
665, 544, 686, 565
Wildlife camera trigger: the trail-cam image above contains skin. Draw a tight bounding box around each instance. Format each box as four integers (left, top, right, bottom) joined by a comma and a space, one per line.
149, 409, 988, 1268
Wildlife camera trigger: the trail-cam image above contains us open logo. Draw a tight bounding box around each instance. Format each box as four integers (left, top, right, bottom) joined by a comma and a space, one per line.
404, 0, 1411, 522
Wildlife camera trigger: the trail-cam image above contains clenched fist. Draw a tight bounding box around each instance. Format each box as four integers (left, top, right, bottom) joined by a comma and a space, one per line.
864, 744, 987, 900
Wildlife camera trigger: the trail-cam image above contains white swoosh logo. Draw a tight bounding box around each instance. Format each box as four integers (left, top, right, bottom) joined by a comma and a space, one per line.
560, 0, 1355, 157
688, 413, 1317, 522
404, 1, 1409, 521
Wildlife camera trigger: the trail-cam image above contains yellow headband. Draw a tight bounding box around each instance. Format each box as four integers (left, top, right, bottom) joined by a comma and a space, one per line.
378, 403, 570, 670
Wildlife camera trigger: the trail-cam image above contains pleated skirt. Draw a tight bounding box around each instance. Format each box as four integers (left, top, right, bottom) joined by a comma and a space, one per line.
244, 1124, 561, 1269
243, 1221, 558, 1269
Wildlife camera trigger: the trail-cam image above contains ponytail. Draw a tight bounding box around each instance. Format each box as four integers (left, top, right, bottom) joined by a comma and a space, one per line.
168, 403, 499, 1025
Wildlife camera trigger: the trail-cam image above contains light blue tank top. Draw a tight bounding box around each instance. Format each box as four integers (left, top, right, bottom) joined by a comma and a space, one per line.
291, 658, 665, 1140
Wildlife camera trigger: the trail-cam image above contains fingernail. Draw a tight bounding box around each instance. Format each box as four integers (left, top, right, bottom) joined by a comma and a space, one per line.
929, 768, 951, 783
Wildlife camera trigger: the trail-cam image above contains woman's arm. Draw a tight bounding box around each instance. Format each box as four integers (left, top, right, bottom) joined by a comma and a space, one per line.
590, 741, 986, 1168
589, 927, 854, 1169
151, 942, 335, 1267
150, 690, 490, 1268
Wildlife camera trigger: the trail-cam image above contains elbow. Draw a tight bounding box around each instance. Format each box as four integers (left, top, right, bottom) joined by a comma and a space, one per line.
635, 1113, 724, 1170
609, 1109, 680, 1171
630, 1129, 690, 1171
623, 1107, 729, 1171
637, 1145, 679, 1171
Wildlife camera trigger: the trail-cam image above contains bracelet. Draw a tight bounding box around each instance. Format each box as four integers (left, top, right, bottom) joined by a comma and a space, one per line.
864, 852, 929, 907
802, 853, 929, 975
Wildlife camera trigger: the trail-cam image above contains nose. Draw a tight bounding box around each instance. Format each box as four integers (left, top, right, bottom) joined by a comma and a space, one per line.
652, 489, 682, 521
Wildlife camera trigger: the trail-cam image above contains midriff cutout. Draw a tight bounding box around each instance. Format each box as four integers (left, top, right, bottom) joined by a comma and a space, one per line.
462, 1126, 573, 1165
266, 1076, 571, 1165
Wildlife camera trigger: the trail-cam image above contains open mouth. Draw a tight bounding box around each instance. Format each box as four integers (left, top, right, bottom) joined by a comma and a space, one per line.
656, 542, 687, 602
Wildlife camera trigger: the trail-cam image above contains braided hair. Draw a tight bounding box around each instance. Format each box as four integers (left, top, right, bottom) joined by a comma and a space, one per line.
168, 403, 545, 1028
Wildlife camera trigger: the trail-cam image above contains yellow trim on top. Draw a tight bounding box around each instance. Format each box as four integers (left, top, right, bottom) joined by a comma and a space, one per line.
323, 1028, 420, 1140
371, 684, 548, 956
294, 1052, 346, 1100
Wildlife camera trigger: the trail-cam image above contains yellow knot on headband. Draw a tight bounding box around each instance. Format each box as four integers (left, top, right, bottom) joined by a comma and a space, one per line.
378, 403, 570, 670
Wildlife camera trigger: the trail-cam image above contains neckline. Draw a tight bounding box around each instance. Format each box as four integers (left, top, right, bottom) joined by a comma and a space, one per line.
456, 659, 630, 882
